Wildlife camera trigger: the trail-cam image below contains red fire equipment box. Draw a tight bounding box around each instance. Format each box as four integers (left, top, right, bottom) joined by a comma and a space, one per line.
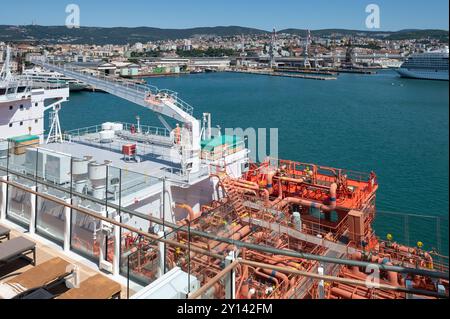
122, 144, 136, 156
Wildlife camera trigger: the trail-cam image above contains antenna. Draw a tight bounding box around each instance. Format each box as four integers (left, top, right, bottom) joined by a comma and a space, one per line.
269, 28, 277, 68
46, 104, 64, 144
0, 46, 12, 81
303, 30, 311, 68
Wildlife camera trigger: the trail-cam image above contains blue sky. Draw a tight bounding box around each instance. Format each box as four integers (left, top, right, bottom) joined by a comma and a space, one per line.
0, 0, 448, 31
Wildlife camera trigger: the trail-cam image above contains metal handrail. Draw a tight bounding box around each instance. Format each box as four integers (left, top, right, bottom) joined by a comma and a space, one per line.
65, 123, 170, 138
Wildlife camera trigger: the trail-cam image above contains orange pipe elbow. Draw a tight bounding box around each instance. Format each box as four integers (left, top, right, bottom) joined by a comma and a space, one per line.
176, 203, 202, 221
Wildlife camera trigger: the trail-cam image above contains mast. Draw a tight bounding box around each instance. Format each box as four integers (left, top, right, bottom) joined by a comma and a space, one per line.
269, 28, 277, 68
303, 30, 311, 68
0, 46, 12, 81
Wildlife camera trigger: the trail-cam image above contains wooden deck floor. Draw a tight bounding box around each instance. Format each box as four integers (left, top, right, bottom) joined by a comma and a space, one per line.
0, 223, 129, 299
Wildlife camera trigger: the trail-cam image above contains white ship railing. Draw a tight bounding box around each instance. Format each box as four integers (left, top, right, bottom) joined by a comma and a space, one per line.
65, 123, 170, 138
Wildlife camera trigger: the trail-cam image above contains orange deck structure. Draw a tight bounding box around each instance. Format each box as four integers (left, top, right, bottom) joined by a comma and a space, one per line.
151, 158, 448, 299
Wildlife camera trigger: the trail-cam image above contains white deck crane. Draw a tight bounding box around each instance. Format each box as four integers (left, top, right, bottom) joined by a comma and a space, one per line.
30, 57, 202, 174
0, 46, 13, 82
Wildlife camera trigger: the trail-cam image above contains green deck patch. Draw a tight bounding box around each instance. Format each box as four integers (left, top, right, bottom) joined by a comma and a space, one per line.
201, 135, 242, 152
8, 135, 39, 143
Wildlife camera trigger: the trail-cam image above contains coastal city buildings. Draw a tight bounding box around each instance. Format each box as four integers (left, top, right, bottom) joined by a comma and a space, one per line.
1, 29, 448, 77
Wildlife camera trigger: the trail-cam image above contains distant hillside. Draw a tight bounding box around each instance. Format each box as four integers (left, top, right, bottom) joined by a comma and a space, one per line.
385, 29, 449, 41
0, 25, 448, 44
279, 28, 449, 41
279, 28, 386, 37
0, 25, 267, 44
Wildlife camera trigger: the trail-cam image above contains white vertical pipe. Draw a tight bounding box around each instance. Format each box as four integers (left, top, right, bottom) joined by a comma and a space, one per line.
63, 198, 71, 252
98, 230, 105, 266
292, 211, 302, 231
318, 265, 325, 299
157, 231, 165, 278
29, 186, 37, 234
406, 280, 413, 299
207, 113, 212, 140
113, 215, 121, 276
225, 251, 236, 299
0, 175, 7, 220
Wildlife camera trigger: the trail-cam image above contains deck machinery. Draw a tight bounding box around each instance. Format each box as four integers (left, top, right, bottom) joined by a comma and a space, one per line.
162, 159, 447, 299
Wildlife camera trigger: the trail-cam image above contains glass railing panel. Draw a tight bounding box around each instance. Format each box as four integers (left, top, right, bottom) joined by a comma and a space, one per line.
120, 214, 158, 287
6, 174, 33, 227
0, 139, 7, 169
35, 183, 68, 246
70, 197, 103, 262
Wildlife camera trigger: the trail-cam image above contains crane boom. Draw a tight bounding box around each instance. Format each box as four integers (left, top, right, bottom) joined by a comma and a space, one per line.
30, 57, 202, 173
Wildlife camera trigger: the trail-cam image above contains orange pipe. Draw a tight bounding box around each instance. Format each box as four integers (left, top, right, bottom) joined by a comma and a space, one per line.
237, 249, 248, 297
391, 244, 434, 269
350, 252, 400, 287
240, 282, 250, 299
261, 267, 290, 289
234, 187, 257, 196
277, 183, 337, 212
212, 226, 251, 254
206, 225, 244, 252
273, 176, 306, 184
330, 287, 367, 299
231, 181, 270, 203
384, 261, 400, 287
176, 203, 202, 221
266, 171, 276, 195
255, 269, 279, 286
234, 179, 259, 187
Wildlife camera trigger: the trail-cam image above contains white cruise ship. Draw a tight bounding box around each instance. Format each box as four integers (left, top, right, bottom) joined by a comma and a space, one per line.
396, 47, 449, 81
1, 47, 70, 148
23, 66, 88, 91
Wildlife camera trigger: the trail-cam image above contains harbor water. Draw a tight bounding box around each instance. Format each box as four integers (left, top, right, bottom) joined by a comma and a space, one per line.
57, 69, 449, 254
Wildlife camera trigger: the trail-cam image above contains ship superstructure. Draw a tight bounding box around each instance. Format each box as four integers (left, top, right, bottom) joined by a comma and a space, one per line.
396, 48, 449, 81
0, 47, 69, 149
23, 66, 88, 92
0, 55, 447, 300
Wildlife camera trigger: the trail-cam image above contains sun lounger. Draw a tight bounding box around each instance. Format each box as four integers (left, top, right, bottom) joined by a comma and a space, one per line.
56, 274, 121, 299
0, 237, 35, 269
0, 257, 75, 299
0, 225, 10, 241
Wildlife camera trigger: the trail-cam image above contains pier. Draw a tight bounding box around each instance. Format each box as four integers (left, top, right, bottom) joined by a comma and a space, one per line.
274, 67, 338, 76
227, 69, 337, 80
129, 71, 191, 78
330, 68, 378, 74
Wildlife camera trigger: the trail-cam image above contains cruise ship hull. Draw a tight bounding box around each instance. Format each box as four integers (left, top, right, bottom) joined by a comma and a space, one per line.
396, 68, 449, 81
68, 82, 89, 91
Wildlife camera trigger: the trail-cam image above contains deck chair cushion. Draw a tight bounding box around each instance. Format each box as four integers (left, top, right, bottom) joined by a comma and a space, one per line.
0, 237, 35, 263
0, 225, 10, 238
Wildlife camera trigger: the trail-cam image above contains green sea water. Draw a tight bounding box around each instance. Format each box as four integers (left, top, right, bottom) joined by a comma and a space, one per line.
57, 69, 449, 254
